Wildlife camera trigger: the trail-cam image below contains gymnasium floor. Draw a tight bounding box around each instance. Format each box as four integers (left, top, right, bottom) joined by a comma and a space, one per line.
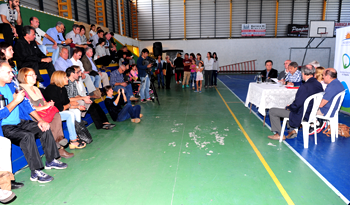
10, 75, 347, 205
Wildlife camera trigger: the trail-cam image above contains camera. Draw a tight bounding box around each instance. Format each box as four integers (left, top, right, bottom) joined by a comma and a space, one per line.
142, 57, 157, 68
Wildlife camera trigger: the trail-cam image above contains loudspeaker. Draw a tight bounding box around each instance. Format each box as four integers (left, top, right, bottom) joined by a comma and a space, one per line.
153, 42, 162, 57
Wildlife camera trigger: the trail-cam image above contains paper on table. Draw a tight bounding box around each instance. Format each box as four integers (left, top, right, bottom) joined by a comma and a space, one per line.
270, 78, 279, 82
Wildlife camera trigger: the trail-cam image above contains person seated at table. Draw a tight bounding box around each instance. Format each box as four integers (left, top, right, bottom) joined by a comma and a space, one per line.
260, 60, 278, 82
281, 62, 301, 86
315, 67, 327, 90
310, 68, 345, 134
104, 86, 142, 123
267, 65, 323, 140
278, 60, 291, 80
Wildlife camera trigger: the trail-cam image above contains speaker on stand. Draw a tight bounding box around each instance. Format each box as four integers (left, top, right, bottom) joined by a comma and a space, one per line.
153, 42, 162, 57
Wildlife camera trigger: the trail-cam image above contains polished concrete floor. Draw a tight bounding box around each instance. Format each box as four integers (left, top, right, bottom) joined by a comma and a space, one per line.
9, 78, 345, 205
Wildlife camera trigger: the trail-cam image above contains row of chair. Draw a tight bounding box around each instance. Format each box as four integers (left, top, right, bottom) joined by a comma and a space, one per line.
280, 91, 346, 148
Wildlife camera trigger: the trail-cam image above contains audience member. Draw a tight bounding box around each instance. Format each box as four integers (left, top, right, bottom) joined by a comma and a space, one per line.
30, 17, 59, 64
315, 66, 327, 90
204, 52, 214, 88
42, 21, 72, 49
17, 68, 74, 157
104, 86, 142, 123
94, 38, 112, 68
261, 60, 278, 82
0, 61, 67, 183
309, 60, 320, 68
0, 138, 17, 203
163, 55, 174, 89
43, 70, 87, 149
136, 48, 152, 103
104, 32, 117, 62
189, 59, 197, 90
13, 26, 55, 87
118, 52, 129, 66
70, 48, 100, 98
89, 24, 96, 38
0, 138, 23, 191
0, 0, 22, 45
155, 55, 165, 89
196, 61, 204, 93
278, 60, 291, 80
81, 47, 110, 89
182, 53, 191, 88
267, 65, 323, 140
0, 42, 17, 78
212, 52, 219, 87
195, 53, 202, 66
54, 47, 72, 71
283, 61, 301, 86
174, 53, 184, 84
117, 46, 134, 65
110, 64, 138, 103
91, 29, 104, 48
65, 24, 88, 53
65, 66, 115, 130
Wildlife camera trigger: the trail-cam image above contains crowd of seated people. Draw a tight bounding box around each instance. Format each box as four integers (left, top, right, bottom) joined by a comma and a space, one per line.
0, 6, 143, 201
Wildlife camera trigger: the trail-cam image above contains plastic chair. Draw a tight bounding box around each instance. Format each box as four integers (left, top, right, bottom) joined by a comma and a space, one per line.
279, 92, 324, 148
317, 90, 345, 142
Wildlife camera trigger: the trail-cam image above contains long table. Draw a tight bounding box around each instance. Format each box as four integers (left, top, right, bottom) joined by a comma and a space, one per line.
244, 82, 298, 125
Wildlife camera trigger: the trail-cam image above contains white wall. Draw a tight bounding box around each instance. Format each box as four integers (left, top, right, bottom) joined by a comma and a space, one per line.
139, 38, 336, 72
113, 34, 140, 48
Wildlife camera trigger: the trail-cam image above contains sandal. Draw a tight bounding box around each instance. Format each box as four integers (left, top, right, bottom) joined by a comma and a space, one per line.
131, 118, 141, 123
102, 124, 111, 130
69, 140, 86, 149
107, 124, 116, 128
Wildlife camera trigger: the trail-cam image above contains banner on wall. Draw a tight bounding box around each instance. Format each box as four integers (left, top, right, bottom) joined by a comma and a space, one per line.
334, 23, 350, 35
334, 26, 350, 110
287, 24, 309, 37
241, 24, 266, 37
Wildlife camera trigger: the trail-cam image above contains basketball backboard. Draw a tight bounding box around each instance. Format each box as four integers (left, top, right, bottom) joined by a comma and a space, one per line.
309, 21, 335, 38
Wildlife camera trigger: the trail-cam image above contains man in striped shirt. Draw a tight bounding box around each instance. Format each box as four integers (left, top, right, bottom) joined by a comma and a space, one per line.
283, 61, 302, 86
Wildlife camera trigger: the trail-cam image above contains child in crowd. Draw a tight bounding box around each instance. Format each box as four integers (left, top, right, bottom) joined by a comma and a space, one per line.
190, 59, 197, 90
129, 64, 140, 94
196, 61, 204, 93
104, 86, 143, 123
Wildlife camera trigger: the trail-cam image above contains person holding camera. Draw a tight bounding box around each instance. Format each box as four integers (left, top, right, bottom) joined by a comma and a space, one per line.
136, 48, 153, 103
104, 86, 142, 123
110, 65, 138, 104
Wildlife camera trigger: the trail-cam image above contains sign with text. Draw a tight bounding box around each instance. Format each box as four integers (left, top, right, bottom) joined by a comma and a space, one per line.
241, 24, 266, 37
287, 24, 309, 37
334, 22, 350, 35
334, 26, 350, 110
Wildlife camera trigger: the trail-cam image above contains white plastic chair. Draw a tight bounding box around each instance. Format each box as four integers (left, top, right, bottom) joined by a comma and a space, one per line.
317, 90, 346, 142
279, 92, 324, 148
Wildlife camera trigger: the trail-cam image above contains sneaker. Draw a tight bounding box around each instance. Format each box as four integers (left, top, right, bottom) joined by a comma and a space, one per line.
38, 82, 46, 89
146, 98, 152, 101
0, 190, 16, 203
30, 170, 54, 183
316, 120, 327, 133
45, 159, 68, 170
199, 91, 202, 93
141, 99, 147, 103
176, 81, 179, 84
194, 90, 198, 92
186, 85, 190, 88
182, 85, 184, 88
309, 126, 315, 135
179, 81, 182, 83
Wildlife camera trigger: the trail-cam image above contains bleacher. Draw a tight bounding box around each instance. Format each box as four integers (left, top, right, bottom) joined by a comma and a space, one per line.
1, 3, 139, 173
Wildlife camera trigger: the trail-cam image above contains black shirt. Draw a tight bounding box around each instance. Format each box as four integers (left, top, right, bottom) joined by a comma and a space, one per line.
104, 95, 126, 121
43, 84, 70, 112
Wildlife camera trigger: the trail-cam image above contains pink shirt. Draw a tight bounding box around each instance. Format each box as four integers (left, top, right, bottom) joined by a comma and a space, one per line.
190, 64, 196, 73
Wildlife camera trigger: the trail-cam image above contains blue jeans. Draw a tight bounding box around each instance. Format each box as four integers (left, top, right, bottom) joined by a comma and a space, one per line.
212, 70, 218, 85
140, 76, 150, 100
113, 84, 133, 104
117, 104, 141, 122
90, 74, 101, 88
59, 110, 78, 140
157, 71, 164, 87
190, 72, 197, 89
38, 45, 59, 65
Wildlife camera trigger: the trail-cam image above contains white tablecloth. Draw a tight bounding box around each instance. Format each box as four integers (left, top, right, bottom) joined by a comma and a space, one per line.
244, 82, 298, 116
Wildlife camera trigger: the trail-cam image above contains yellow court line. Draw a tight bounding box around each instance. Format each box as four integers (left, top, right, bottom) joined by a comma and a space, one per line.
215, 87, 295, 205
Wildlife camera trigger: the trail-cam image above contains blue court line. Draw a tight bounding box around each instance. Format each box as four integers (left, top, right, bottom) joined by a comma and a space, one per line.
219, 74, 350, 203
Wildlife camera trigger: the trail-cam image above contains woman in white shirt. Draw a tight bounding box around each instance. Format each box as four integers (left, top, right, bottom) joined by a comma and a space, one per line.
204, 52, 214, 88
89, 24, 96, 38
94, 38, 112, 67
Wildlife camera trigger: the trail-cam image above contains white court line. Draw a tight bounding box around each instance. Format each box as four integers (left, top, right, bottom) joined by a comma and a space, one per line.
218, 78, 350, 204
225, 75, 232, 79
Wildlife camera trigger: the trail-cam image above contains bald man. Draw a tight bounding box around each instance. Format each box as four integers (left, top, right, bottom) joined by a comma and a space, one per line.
278, 60, 291, 80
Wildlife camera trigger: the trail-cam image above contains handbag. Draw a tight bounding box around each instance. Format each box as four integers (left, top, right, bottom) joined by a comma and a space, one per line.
155, 69, 160, 75
37, 106, 59, 123
75, 121, 93, 144
163, 69, 166, 76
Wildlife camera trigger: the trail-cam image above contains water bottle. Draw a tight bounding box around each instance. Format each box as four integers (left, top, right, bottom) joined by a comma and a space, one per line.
0, 95, 8, 109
